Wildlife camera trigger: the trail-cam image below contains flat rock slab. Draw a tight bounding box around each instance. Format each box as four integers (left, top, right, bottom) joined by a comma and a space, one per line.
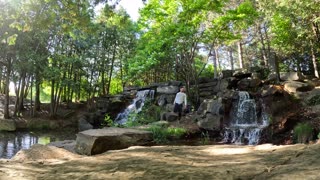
0, 119, 16, 131
48, 140, 76, 153
75, 127, 152, 155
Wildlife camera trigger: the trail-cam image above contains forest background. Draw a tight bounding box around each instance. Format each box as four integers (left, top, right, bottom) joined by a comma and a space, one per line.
0, 0, 319, 118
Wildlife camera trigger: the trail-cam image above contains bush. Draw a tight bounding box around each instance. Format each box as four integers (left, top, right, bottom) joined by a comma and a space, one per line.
126, 100, 163, 127
147, 125, 187, 144
103, 114, 114, 127
293, 123, 313, 143
148, 125, 169, 143
200, 131, 210, 145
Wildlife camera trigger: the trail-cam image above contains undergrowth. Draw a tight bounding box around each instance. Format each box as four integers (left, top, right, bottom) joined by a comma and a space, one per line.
293, 123, 313, 143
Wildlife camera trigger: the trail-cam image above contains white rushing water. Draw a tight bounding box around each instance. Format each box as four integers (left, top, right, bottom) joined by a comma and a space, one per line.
115, 89, 154, 125
223, 91, 269, 145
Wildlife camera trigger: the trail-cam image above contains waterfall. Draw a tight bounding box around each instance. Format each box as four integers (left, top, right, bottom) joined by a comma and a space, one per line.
223, 91, 269, 145
115, 89, 154, 125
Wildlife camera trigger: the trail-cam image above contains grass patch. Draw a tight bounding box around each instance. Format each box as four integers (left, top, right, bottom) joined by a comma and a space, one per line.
147, 125, 187, 144
293, 123, 313, 143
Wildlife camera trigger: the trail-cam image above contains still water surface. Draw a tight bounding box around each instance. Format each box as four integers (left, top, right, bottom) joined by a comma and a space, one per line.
0, 130, 77, 159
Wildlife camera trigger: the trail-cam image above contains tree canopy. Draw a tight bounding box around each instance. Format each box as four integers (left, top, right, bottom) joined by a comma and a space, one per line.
0, 0, 319, 118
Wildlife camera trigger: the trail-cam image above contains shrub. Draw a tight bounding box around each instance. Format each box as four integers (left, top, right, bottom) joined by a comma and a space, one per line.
103, 114, 114, 127
124, 100, 163, 127
293, 123, 313, 143
166, 127, 187, 139
147, 125, 187, 144
200, 131, 210, 145
148, 125, 169, 144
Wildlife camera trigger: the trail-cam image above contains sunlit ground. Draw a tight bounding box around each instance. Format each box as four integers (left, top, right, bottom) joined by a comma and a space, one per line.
0, 143, 319, 179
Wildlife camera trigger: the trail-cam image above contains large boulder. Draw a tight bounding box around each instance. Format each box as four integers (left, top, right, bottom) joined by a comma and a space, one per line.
222, 70, 233, 78
161, 112, 179, 122
195, 99, 224, 131
237, 78, 262, 90
157, 85, 179, 94
284, 81, 314, 93
78, 116, 93, 131
0, 119, 16, 131
261, 85, 284, 97
75, 128, 152, 155
280, 72, 299, 81
197, 99, 223, 116
196, 114, 221, 131
48, 140, 76, 153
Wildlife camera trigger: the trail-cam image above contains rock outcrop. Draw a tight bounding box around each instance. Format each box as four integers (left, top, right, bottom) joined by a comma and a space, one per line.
193, 98, 224, 131
75, 127, 152, 155
0, 119, 16, 131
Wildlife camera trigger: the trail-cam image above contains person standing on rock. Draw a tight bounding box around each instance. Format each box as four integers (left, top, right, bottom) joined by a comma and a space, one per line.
173, 86, 187, 120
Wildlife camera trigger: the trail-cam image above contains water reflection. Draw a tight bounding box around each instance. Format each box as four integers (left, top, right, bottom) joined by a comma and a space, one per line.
0, 130, 76, 159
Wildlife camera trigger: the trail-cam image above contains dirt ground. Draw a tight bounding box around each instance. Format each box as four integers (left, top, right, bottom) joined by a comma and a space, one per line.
0, 143, 320, 180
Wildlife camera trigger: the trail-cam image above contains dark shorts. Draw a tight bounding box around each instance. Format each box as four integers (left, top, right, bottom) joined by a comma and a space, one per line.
174, 103, 183, 114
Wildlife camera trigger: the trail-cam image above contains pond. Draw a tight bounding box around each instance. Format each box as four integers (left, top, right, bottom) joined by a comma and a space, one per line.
0, 129, 77, 159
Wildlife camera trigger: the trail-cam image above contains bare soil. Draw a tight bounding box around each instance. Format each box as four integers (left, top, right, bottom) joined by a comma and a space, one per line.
1, 143, 320, 179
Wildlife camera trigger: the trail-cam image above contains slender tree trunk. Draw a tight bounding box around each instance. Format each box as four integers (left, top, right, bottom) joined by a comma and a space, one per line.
264, 24, 272, 65
30, 76, 34, 117
229, 46, 234, 71
269, 51, 280, 82
213, 45, 218, 78
215, 47, 221, 74
18, 73, 27, 114
34, 72, 41, 111
0, 67, 2, 93
296, 56, 303, 79
107, 42, 117, 95
14, 78, 21, 117
50, 79, 55, 117
274, 52, 281, 82
258, 23, 268, 67
238, 41, 243, 69
311, 41, 319, 78
4, 64, 11, 119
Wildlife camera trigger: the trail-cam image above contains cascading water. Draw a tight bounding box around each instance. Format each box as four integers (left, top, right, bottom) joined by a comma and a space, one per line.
223, 91, 269, 145
115, 89, 154, 125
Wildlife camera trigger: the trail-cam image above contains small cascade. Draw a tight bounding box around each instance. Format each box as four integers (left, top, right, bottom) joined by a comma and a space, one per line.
115, 89, 154, 125
223, 91, 269, 145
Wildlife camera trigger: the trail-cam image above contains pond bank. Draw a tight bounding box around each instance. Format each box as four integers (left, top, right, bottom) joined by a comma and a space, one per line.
0, 129, 77, 159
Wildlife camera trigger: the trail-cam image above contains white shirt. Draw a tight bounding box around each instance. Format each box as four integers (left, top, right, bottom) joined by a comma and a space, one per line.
174, 92, 187, 107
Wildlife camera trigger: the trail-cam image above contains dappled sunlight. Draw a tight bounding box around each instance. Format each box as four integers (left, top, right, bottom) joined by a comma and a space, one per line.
0, 143, 319, 179
201, 146, 252, 155
253, 144, 301, 151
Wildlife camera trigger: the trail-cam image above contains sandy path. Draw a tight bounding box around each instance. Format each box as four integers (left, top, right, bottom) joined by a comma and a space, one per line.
0, 143, 320, 180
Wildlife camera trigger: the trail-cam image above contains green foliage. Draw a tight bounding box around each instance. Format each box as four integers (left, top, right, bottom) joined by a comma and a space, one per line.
293, 123, 313, 143
166, 127, 187, 139
129, 100, 163, 126
307, 95, 320, 106
147, 125, 187, 144
148, 125, 169, 143
200, 131, 210, 145
199, 64, 214, 78
109, 78, 123, 95
123, 113, 141, 127
278, 63, 291, 72
103, 114, 114, 127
